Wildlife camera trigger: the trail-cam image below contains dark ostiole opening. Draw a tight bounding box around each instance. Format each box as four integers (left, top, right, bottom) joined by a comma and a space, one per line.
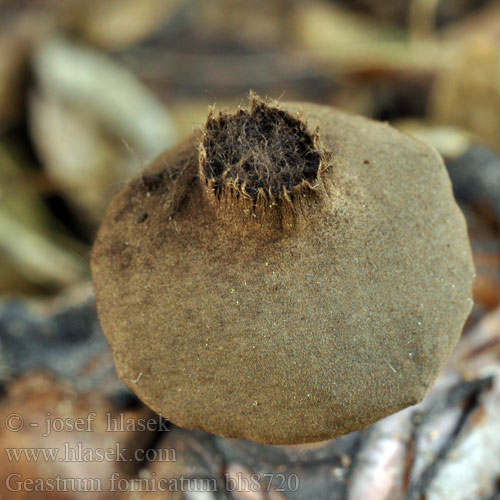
200, 100, 321, 200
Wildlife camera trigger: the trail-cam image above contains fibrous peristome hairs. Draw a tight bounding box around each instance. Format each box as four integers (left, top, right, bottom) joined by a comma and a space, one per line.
199, 95, 329, 208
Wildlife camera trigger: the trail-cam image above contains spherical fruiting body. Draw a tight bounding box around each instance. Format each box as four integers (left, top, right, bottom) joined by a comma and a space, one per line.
92, 97, 474, 444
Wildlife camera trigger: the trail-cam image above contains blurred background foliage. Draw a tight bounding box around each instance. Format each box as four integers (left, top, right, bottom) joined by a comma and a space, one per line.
1, 3, 500, 499
0, 0, 499, 303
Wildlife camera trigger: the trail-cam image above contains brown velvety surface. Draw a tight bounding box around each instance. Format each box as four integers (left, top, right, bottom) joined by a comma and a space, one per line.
91, 101, 474, 444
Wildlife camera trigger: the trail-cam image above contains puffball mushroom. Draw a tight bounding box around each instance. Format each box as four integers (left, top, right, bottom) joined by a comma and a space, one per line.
91, 96, 474, 445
